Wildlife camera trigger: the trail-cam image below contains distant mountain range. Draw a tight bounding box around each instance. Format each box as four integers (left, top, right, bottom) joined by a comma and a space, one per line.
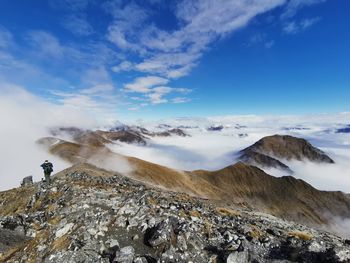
37, 131, 347, 230
1, 125, 349, 262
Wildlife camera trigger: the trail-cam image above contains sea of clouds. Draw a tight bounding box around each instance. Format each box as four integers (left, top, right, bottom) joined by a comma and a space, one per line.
109, 114, 350, 194
1, 85, 350, 195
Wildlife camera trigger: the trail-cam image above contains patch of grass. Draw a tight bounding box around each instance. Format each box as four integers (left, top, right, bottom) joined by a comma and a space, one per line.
248, 225, 263, 239
0, 245, 23, 262
0, 187, 35, 216
203, 219, 212, 239
288, 230, 313, 241
189, 210, 201, 218
178, 209, 187, 218
215, 207, 240, 217
48, 216, 61, 226
51, 235, 71, 251
147, 196, 158, 206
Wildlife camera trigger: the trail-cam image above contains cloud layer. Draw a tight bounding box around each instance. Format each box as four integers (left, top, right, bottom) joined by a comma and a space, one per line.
0, 84, 99, 190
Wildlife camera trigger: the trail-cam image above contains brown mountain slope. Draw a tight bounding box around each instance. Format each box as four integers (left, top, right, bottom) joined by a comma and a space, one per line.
39, 138, 221, 199
37, 137, 350, 228
242, 135, 334, 163
238, 135, 334, 172
194, 163, 350, 226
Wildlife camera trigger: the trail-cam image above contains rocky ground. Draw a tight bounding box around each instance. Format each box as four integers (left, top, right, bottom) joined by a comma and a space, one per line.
0, 164, 350, 263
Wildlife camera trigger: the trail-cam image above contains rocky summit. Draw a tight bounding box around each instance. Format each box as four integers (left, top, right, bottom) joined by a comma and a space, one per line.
1, 164, 350, 263
238, 135, 335, 173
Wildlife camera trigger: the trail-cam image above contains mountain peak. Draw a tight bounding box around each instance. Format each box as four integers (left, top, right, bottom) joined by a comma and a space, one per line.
238, 134, 334, 174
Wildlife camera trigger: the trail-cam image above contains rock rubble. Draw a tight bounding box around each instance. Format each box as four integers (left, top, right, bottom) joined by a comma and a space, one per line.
0, 166, 349, 262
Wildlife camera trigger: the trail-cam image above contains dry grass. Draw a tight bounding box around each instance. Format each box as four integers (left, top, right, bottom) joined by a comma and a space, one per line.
215, 207, 241, 217
0, 245, 23, 262
189, 210, 201, 218
147, 196, 158, 206
178, 209, 187, 218
288, 230, 313, 241
0, 187, 35, 216
51, 235, 71, 251
248, 225, 263, 239
48, 216, 61, 226
203, 219, 213, 238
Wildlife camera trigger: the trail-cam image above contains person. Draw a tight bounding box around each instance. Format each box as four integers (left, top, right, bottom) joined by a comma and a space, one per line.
41, 160, 53, 185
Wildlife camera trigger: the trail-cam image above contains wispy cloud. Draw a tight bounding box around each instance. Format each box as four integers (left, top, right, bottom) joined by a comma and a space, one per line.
172, 97, 191, 104
283, 17, 321, 34
124, 76, 169, 93
49, 0, 94, 36
280, 0, 325, 35
0, 0, 328, 113
281, 0, 326, 19
108, 0, 286, 78
0, 26, 13, 49
62, 14, 94, 36
105, 0, 287, 107
246, 33, 275, 48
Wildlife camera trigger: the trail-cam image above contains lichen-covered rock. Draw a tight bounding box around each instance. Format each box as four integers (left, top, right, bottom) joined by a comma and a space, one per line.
0, 166, 349, 263
21, 176, 33, 187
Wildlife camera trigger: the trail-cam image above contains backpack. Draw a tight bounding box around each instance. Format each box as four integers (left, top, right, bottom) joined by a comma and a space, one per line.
43, 163, 53, 173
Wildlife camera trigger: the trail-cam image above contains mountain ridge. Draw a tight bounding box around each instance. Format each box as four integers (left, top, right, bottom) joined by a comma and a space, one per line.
36, 136, 350, 230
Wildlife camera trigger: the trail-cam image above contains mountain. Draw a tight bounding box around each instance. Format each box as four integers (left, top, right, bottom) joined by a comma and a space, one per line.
36, 136, 350, 229
336, 125, 350, 133
49, 126, 189, 147
238, 135, 334, 173
238, 148, 293, 173
1, 164, 349, 262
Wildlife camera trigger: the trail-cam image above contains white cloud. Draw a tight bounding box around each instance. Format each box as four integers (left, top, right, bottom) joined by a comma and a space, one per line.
27, 31, 64, 58
0, 83, 99, 191
62, 14, 94, 36
105, 0, 287, 105
80, 84, 114, 95
103, 0, 289, 97
49, 0, 92, 11
106, 2, 149, 52
172, 97, 191, 104
124, 76, 169, 93
0, 26, 13, 49
146, 86, 173, 104
124, 77, 192, 105
265, 40, 275, 48
111, 61, 134, 72
281, 0, 326, 19
283, 17, 320, 34
82, 67, 112, 86
108, 113, 350, 193
247, 33, 275, 48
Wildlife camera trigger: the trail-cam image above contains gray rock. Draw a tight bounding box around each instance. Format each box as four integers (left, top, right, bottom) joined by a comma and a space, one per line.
113, 246, 135, 263
226, 251, 249, 263
145, 220, 172, 247
21, 176, 33, 187
133, 257, 148, 263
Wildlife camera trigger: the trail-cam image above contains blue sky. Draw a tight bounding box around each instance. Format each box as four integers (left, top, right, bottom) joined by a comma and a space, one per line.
0, 0, 349, 121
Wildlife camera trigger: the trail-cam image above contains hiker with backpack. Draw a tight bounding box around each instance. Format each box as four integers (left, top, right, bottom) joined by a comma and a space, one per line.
41, 160, 53, 185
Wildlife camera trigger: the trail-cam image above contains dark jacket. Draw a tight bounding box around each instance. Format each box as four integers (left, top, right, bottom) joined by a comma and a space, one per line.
41, 162, 53, 174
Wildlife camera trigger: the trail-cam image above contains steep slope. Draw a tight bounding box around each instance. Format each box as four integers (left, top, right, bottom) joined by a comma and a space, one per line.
194, 163, 350, 226
238, 149, 293, 173
238, 135, 334, 173
1, 165, 349, 262
96, 130, 148, 145
38, 137, 221, 199
37, 137, 350, 229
